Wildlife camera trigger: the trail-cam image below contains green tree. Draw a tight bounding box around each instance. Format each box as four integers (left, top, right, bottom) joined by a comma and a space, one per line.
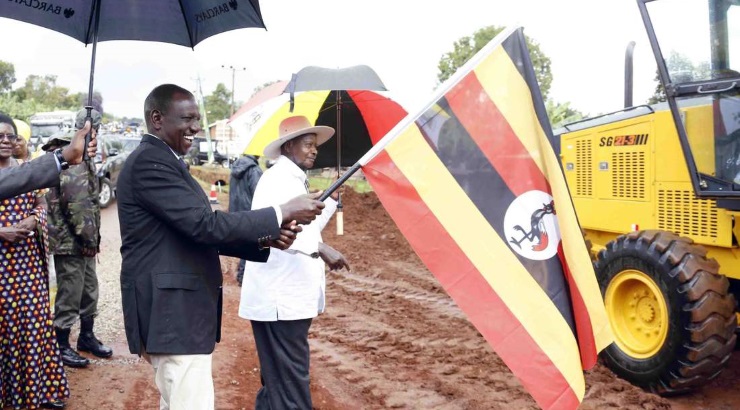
647, 51, 711, 104
436, 26, 587, 127
0, 93, 54, 121
75, 91, 105, 114
203, 83, 232, 122
647, 69, 667, 105
437, 26, 552, 100
13, 74, 75, 109
101, 112, 115, 123
546, 100, 584, 129
0, 60, 16, 94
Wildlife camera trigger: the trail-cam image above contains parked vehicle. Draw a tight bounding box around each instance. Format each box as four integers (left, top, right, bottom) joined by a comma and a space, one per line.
95, 134, 141, 208
184, 137, 232, 167
29, 110, 75, 148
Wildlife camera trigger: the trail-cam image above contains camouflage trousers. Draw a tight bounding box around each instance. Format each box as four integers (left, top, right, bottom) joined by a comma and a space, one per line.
53, 255, 98, 330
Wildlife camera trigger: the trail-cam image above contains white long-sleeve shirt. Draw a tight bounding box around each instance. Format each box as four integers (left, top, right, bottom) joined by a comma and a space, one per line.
238, 155, 337, 321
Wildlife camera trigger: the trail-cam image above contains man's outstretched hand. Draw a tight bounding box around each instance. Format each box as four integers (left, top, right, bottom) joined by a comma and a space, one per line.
62, 120, 97, 165
319, 243, 350, 272
280, 192, 325, 225
268, 221, 303, 250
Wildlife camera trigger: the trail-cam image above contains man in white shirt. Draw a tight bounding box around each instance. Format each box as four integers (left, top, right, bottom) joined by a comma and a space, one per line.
239, 115, 350, 409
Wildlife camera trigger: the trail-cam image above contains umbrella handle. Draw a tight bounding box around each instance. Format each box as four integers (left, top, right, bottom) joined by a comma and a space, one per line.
336, 207, 344, 236
83, 129, 92, 161
83, 106, 94, 161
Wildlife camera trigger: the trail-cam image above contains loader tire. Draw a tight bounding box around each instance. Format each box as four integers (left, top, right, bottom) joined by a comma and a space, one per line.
595, 230, 736, 395
582, 229, 596, 262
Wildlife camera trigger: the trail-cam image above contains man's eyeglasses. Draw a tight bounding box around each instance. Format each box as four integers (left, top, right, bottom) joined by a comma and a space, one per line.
0, 133, 18, 142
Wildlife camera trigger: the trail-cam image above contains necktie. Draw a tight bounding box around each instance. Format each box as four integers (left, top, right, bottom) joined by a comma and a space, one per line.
304, 179, 310, 193
178, 157, 188, 170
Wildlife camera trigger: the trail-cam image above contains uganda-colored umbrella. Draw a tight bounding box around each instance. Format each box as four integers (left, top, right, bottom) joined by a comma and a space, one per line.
232, 89, 407, 169
228, 65, 407, 235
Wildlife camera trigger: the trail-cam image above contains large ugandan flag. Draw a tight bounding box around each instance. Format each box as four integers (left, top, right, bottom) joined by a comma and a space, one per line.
355, 27, 613, 409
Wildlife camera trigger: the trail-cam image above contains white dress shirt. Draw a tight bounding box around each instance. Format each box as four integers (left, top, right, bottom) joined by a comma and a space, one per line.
238, 155, 337, 321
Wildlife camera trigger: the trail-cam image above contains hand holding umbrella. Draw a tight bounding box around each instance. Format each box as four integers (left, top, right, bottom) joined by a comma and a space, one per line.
63, 120, 97, 165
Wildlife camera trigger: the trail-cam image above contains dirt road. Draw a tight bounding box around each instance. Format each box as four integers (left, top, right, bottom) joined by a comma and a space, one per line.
62, 190, 740, 409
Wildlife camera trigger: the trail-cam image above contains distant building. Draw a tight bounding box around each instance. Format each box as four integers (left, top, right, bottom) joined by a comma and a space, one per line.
207, 119, 238, 158
208, 119, 235, 141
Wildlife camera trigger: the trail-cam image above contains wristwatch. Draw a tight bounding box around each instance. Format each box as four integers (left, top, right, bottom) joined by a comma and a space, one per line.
53, 148, 70, 170
257, 235, 270, 250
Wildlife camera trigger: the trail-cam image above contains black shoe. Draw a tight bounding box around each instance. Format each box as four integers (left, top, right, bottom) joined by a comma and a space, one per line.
55, 327, 90, 368
41, 400, 66, 409
77, 316, 113, 358
60, 345, 90, 368
77, 332, 113, 358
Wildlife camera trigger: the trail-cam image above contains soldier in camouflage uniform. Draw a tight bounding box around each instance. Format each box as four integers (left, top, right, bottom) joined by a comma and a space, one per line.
44, 109, 112, 368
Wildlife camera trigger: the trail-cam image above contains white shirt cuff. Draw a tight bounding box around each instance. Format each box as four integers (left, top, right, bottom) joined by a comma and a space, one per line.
272, 205, 282, 226
52, 152, 62, 172
287, 237, 319, 256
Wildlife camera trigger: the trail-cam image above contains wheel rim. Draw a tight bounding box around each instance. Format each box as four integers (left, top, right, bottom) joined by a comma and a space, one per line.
604, 269, 669, 359
99, 184, 111, 204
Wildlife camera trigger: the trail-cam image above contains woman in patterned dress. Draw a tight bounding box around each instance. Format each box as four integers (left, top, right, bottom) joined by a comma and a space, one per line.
0, 115, 68, 409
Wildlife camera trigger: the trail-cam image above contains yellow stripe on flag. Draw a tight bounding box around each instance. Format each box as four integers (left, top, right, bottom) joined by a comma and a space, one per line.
385, 124, 586, 398
542, 126, 614, 353
473, 47, 546, 176
477, 46, 613, 353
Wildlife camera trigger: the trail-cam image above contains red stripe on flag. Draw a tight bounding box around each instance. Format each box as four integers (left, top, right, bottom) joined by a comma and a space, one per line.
348, 90, 408, 145
363, 150, 581, 410
557, 244, 599, 369
445, 73, 550, 196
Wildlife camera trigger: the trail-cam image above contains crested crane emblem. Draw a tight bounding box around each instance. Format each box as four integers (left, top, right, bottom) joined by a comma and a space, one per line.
503, 190, 561, 261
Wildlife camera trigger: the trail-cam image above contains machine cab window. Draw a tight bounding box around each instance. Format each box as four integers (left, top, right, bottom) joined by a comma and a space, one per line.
643, 0, 740, 194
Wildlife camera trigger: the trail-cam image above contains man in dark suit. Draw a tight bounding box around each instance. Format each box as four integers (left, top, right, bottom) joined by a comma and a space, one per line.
0, 121, 97, 200
117, 84, 325, 410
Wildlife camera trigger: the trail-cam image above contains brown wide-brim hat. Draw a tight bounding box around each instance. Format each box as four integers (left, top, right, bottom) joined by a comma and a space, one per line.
263, 115, 334, 160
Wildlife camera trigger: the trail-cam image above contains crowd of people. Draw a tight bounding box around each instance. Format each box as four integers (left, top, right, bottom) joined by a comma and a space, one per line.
0, 83, 350, 410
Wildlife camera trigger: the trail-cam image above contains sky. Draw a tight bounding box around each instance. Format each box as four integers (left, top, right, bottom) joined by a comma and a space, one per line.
0, 0, 723, 120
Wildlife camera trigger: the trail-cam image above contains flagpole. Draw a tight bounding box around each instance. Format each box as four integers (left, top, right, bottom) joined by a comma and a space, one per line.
318, 25, 520, 202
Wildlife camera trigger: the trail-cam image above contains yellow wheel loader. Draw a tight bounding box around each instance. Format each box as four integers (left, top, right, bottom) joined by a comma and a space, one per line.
556, 0, 740, 394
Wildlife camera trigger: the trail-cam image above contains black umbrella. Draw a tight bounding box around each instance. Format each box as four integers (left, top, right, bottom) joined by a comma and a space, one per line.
285, 65, 387, 170
284, 65, 389, 235
0, 0, 266, 157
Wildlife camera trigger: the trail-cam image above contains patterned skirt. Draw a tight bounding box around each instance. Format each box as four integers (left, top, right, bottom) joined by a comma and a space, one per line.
1, 193, 69, 409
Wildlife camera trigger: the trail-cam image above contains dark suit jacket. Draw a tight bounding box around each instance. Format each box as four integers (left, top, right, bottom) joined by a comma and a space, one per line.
118, 135, 279, 355
0, 154, 59, 200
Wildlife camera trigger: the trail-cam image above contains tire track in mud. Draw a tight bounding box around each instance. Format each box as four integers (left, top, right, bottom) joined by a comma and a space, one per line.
309, 267, 539, 409
370, 259, 445, 293
333, 271, 465, 320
